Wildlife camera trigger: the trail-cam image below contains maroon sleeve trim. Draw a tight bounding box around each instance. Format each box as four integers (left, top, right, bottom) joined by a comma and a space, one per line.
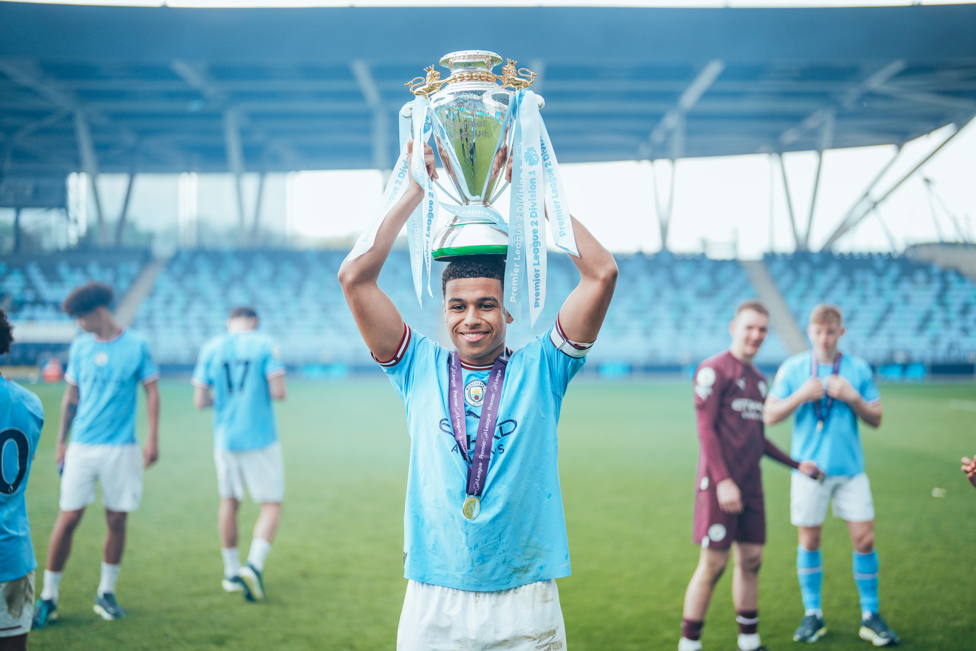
372, 324, 411, 368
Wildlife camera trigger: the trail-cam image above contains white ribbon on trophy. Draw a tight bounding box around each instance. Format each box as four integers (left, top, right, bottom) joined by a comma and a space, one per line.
504, 90, 579, 327
348, 95, 437, 305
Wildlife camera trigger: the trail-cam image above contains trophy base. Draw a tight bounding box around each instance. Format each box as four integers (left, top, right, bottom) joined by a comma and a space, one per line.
431, 221, 508, 261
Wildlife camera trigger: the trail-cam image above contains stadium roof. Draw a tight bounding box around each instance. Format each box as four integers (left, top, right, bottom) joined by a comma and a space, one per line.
1, 1, 975, 175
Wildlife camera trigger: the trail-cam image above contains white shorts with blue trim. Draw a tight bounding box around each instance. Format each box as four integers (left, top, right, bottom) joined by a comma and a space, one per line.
60, 443, 143, 512
791, 472, 874, 527
397, 579, 566, 651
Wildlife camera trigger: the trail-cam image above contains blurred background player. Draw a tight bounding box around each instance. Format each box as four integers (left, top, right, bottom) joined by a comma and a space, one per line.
0, 308, 45, 651
961, 455, 976, 489
338, 142, 617, 650
32, 283, 160, 628
192, 306, 287, 602
764, 304, 898, 647
679, 301, 820, 651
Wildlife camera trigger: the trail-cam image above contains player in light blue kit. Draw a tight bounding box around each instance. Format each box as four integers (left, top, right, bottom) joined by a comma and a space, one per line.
339, 142, 618, 650
0, 308, 44, 651
32, 283, 160, 629
192, 306, 287, 602
764, 305, 898, 647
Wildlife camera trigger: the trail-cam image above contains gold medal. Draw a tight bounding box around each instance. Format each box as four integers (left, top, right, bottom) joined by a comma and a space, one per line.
462, 495, 481, 520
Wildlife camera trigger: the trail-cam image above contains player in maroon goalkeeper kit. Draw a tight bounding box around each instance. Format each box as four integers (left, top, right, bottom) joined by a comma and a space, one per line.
678, 300, 821, 651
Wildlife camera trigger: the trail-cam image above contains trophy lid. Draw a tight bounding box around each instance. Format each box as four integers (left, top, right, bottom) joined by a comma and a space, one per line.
439, 51, 502, 72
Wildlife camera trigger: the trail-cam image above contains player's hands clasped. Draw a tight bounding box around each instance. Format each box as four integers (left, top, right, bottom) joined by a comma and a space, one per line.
406, 140, 438, 187
798, 460, 824, 481
826, 375, 859, 403
962, 455, 976, 488
798, 377, 826, 403
716, 478, 743, 514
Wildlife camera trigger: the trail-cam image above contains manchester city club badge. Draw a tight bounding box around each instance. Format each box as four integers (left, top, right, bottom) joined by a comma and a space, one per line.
462, 495, 481, 520
464, 379, 486, 406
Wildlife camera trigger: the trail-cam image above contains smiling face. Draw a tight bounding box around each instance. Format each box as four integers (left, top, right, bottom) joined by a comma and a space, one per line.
443, 277, 513, 365
729, 308, 769, 362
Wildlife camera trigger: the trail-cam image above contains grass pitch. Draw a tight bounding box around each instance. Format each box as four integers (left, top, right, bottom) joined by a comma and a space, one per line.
21, 379, 976, 650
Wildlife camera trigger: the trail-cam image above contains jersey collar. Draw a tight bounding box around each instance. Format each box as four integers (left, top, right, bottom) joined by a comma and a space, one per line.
93, 328, 125, 343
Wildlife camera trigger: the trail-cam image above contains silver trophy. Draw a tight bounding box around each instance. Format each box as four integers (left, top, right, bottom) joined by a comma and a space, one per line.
403, 51, 544, 260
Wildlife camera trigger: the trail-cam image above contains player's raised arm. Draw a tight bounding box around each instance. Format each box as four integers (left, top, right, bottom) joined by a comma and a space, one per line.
556, 217, 618, 343
338, 141, 436, 361
763, 377, 823, 425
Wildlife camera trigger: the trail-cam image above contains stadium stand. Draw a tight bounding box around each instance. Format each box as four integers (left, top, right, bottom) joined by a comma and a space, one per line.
766, 252, 976, 365
130, 249, 788, 369
0, 251, 147, 323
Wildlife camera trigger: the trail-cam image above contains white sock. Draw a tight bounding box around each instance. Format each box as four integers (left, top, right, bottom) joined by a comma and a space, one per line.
97, 563, 121, 596
738, 632, 761, 651
862, 610, 874, 621
222, 547, 241, 578
41, 570, 63, 602
806, 608, 824, 618
247, 538, 272, 573
678, 638, 702, 651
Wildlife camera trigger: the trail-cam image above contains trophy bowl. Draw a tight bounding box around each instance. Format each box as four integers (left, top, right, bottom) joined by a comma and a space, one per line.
404, 50, 542, 260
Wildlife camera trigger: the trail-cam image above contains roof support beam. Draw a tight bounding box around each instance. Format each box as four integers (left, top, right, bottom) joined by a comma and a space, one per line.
804, 108, 834, 249
223, 109, 247, 238
650, 59, 724, 153
350, 59, 390, 174
780, 60, 906, 147
778, 153, 803, 251
74, 110, 106, 244
115, 172, 135, 248
822, 123, 966, 250
870, 86, 976, 112
251, 171, 266, 240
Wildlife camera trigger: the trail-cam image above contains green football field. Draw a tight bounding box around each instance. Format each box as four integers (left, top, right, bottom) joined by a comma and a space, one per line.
19, 380, 976, 650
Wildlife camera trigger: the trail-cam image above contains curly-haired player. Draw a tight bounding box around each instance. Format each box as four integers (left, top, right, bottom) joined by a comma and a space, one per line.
33, 283, 160, 629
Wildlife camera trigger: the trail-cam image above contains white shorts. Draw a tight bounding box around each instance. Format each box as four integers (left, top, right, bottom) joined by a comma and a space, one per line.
397, 579, 567, 651
791, 472, 875, 527
60, 443, 143, 512
214, 442, 285, 503
0, 572, 34, 638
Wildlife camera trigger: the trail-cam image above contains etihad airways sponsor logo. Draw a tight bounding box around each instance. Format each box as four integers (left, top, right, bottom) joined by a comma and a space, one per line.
731, 398, 764, 420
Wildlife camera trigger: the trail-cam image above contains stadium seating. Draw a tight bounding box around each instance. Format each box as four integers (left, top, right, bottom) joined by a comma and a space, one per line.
0, 251, 146, 323
131, 249, 787, 368
766, 252, 976, 364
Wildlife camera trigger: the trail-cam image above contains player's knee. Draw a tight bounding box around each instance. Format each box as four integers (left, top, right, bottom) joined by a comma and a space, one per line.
741, 554, 762, 574
854, 531, 874, 554
57, 509, 84, 532
105, 510, 127, 531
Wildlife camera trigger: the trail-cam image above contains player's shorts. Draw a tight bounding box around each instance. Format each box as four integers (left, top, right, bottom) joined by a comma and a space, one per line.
214, 441, 285, 503
397, 579, 566, 651
60, 443, 143, 512
693, 475, 766, 550
0, 571, 34, 638
791, 472, 874, 526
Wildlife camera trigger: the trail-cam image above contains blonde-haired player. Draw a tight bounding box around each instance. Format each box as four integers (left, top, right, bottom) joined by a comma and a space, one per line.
764, 305, 898, 647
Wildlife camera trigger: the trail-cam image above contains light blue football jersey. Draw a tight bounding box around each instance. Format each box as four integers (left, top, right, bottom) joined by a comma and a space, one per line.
770, 351, 881, 477
192, 331, 285, 451
64, 329, 158, 446
380, 324, 585, 592
0, 377, 44, 581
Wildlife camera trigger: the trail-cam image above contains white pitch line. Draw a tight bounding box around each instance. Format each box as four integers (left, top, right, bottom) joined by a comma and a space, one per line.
948, 399, 976, 412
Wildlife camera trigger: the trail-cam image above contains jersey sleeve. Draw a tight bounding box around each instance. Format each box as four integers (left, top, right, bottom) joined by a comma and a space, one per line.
541, 317, 590, 397
858, 360, 881, 405
693, 362, 732, 483
769, 357, 799, 400
191, 341, 213, 388
376, 324, 428, 402
264, 340, 286, 380
138, 339, 160, 384
64, 339, 80, 386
